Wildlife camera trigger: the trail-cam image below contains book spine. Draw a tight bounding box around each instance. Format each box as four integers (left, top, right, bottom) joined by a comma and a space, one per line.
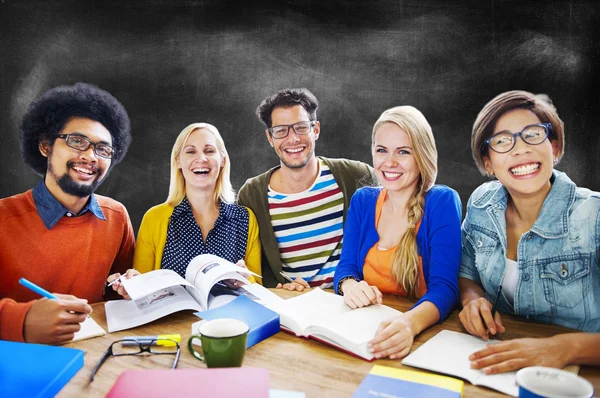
246, 314, 281, 348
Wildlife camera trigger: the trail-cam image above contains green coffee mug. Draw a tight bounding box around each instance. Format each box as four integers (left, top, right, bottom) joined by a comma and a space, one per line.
188, 318, 249, 368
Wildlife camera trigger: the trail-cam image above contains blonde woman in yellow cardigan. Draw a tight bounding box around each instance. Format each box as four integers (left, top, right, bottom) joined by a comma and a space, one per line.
108, 123, 261, 298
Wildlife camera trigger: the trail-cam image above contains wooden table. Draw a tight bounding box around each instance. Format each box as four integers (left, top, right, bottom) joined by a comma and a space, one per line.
59, 289, 599, 397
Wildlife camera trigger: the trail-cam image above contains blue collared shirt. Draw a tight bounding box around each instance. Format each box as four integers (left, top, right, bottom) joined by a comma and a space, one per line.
460, 170, 600, 332
32, 179, 106, 230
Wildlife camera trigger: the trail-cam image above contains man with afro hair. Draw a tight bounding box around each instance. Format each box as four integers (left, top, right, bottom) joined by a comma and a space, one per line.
0, 82, 135, 344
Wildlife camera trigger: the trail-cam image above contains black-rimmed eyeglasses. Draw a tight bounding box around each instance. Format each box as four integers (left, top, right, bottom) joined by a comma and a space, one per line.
90, 338, 180, 381
57, 133, 115, 159
267, 121, 316, 139
483, 123, 551, 154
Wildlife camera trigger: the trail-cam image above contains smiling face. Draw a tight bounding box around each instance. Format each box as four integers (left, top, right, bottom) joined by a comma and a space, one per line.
177, 128, 224, 193
266, 105, 320, 170
484, 108, 558, 198
42, 117, 112, 198
372, 122, 421, 195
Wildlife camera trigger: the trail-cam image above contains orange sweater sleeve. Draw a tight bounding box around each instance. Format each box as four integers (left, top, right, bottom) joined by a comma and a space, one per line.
103, 206, 136, 301
0, 298, 34, 342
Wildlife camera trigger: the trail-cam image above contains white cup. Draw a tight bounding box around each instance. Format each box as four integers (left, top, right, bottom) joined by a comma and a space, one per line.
516, 367, 594, 398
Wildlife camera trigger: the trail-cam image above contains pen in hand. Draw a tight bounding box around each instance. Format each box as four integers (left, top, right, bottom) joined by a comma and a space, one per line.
19, 277, 91, 317
107, 274, 124, 287
487, 285, 503, 336
279, 271, 294, 283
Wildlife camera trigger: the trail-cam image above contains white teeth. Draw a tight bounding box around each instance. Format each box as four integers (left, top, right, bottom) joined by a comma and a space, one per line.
285, 147, 304, 153
510, 163, 539, 176
73, 166, 93, 175
382, 171, 401, 179
193, 168, 209, 174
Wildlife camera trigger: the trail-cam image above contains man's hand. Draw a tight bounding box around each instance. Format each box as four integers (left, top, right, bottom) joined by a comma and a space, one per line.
107, 268, 140, 300
276, 277, 310, 291
459, 297, 505, 340
342, 280, 382, 309
470, 336, 570, 374
23, 293, 92, 345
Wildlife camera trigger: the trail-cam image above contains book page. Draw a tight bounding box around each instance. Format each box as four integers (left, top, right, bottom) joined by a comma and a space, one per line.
105, 285, 203, 332
401, 330, 518, 396
185, 254, 251, 309
69, 316, 106, 342
121, 269, 196, 301
266, 288, 349, 336
309, 304, 402, 359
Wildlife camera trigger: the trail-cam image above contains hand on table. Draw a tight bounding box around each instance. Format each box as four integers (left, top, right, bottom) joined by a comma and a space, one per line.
342, 280, 382, 309
368, 314, 414, 359
470, 336, 569, 374
107, 268, 140, 300
276, 277, 310, 291
23, 293, 92, 345
459, 297, 505, 340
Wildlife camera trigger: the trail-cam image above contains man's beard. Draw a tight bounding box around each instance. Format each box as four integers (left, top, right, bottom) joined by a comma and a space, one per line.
278, 146, 314, 169
49, 161, 107, 198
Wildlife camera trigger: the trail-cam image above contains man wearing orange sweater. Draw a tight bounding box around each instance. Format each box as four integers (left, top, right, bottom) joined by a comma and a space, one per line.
0, 83, 135, 345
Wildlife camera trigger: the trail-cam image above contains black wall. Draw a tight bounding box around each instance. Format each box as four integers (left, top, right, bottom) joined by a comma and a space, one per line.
1, 1, 598, 233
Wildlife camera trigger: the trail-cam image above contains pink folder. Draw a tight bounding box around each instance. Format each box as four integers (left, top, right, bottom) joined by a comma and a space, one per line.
107, 367, 269, 398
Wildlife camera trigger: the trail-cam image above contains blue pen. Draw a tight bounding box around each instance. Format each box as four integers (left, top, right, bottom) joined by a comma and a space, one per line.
19, 277, 90, 317
19, 278, 57, 299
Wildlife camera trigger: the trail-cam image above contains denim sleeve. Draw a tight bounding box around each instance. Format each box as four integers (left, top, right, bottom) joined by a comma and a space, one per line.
334, 191, 364, 294
413, 188, 462, 321
458, 197, 481, 283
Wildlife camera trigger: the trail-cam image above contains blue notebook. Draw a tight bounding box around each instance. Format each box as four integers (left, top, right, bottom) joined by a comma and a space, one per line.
195, 295, 280, 348
0, 340, 84, 398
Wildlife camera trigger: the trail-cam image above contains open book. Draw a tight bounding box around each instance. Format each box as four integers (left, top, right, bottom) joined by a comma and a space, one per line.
105, 254, 280, 332
265, 288, 402, 361
401, 330, 520, 396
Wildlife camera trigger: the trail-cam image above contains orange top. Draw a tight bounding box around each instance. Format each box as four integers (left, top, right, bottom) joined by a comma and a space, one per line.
363, 189, 427, 297
0, 190, 135, 342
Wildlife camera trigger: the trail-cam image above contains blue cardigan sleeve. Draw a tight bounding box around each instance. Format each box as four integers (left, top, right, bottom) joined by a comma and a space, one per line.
413, 186, 462, 321
333, 189, 366, 293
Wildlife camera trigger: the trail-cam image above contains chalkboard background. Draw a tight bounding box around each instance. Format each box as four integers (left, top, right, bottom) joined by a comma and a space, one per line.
1, 1, 598, 232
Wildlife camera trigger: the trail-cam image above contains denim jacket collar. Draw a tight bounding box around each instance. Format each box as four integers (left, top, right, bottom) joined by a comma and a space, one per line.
32, 179, 106, 230
471, 170, 575, 239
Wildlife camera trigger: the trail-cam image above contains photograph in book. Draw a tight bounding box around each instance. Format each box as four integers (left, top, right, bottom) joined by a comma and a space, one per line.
265, 288, 402, 361
105, 254, 278, 332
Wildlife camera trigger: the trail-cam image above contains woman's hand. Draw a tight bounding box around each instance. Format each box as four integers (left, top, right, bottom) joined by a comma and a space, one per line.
221, 260, 252, 289
107, 269, 140, 300
276, 277, 310, 291
470, 336, 570, 374
368, 315, 414, 359
342, 280, 382, 309
459, 297, 505, 340
234, 259, 252, 279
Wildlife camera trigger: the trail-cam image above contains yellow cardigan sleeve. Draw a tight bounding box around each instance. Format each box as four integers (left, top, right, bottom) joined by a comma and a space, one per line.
244, 207, 262, 285
133, 203, 173, 274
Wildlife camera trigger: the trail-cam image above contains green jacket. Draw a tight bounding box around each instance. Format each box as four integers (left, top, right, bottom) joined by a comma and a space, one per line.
237, 156, 376, 287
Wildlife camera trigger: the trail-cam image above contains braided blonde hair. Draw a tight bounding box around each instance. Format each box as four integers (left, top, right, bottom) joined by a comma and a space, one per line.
372, 106, 438, 298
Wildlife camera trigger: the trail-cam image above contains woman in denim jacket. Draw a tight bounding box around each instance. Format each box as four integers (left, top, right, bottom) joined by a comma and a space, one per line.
459, 91, 600, 374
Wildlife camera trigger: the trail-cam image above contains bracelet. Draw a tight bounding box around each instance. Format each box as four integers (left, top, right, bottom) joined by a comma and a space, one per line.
337, 276, 359, 295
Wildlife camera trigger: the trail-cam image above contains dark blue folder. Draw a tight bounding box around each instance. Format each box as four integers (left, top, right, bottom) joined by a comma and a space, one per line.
0, 340, 84, 398
195, 295, 280, 348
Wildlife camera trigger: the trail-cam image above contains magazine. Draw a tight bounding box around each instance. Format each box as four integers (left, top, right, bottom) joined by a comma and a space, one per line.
105, 254, 282, 332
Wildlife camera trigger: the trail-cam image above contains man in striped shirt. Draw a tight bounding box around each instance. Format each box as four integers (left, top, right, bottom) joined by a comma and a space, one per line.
238, 88, 376, 289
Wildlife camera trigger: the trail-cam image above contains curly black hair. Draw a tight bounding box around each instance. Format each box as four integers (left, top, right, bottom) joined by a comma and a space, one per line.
256, 88, 319, 128
20, 82, 131, 175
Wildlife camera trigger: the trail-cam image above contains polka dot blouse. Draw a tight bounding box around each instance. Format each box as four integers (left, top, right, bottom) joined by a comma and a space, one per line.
161, 197, 250, 277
